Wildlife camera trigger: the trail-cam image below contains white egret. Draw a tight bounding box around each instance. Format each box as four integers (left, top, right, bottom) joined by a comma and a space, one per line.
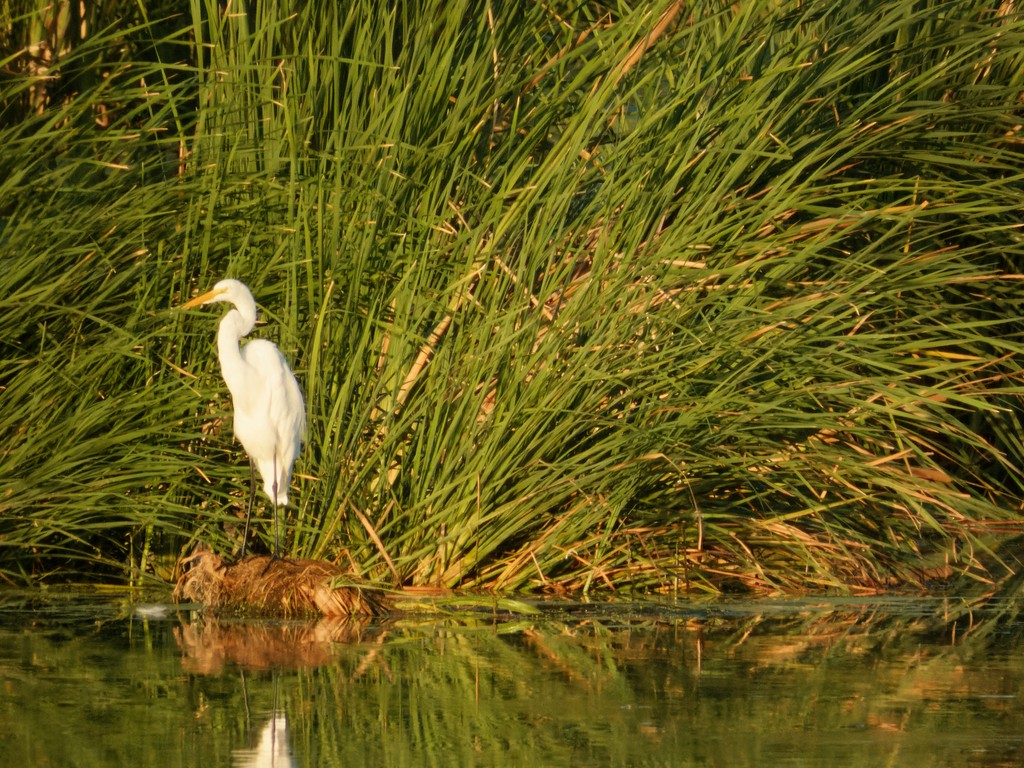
180, 279, 305, 558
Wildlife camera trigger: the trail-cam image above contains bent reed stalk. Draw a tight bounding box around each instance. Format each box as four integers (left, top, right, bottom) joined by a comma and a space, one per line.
0, 0, 1022, 594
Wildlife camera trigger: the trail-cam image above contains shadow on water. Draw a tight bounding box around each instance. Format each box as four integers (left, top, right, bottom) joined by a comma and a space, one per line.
1, 592, 1023, 767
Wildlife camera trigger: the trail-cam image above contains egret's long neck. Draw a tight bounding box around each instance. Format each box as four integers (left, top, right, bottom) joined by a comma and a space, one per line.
217, 306, 255, 397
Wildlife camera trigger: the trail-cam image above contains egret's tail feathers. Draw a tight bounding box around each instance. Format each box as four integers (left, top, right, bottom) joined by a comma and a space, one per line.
263, 481, 289, 507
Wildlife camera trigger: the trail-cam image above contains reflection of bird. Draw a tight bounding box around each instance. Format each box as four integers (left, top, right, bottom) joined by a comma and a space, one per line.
181, 279, 305, 558
234, 712, 293, 768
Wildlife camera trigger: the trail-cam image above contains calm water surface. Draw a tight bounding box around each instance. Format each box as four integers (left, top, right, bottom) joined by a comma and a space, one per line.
1, 591, 1022, 766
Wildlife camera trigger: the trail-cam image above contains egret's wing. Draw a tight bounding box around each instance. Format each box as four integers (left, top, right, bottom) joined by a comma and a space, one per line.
242, 339, 305, 457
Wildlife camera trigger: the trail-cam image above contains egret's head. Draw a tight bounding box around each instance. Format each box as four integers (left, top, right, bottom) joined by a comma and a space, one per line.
180, 279, 250, 310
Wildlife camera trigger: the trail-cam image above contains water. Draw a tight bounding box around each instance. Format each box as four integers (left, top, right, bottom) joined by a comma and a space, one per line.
1, 591, 1023, 766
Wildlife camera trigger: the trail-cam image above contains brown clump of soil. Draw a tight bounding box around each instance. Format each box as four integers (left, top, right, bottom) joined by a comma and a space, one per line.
174, 547, 389, 617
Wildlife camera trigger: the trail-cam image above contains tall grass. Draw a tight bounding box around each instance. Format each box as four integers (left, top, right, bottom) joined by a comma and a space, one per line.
1, 0, 1022, 592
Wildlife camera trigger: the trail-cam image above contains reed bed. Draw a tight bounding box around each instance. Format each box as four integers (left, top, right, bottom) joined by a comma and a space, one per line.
1, 0, 1022, 593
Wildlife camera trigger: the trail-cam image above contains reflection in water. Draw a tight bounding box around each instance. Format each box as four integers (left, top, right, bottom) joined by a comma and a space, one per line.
174, 615, 384, 672
234, 712, 293, 768
1, 595, 1024, 766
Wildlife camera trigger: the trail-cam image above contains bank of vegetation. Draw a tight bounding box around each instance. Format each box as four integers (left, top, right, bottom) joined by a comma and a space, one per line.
1, 0, 1022, 594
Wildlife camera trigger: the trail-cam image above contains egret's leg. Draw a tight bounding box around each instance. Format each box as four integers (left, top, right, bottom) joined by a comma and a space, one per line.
239, 461, 257, 559
271, 454, 280, 559
271, 502, 280, 560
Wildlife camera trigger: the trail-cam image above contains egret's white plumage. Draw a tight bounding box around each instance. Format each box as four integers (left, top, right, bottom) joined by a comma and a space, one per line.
181, 279, 305, 555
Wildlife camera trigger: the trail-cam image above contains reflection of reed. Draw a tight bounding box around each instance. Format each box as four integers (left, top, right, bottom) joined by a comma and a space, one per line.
307, 604, 1024, 764
174, 615, 388, 674
174, 596, 1024, 764
233, 712, 293, 768
8, 595, 1024, 766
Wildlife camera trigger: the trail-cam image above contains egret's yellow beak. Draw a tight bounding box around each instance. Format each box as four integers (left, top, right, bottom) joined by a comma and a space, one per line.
180, 286, 226, 310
